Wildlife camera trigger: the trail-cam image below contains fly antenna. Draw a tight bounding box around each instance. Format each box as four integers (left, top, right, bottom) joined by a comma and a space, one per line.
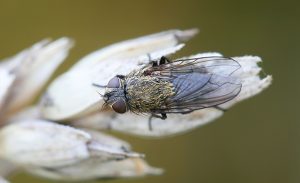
92, 83, 106, 88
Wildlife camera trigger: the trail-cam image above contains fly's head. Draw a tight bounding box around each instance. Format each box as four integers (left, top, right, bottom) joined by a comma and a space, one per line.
103, 76, 128, 114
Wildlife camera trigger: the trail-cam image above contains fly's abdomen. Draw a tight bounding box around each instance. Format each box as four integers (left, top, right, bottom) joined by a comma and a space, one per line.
125, 76, 174, 113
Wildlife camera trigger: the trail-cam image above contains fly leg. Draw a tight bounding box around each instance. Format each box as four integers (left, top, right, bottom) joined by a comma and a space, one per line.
158, 56, 171, 65
214, 106, 227, 112
151, 56, 171, 67
161, 113, 167, 119
148, 113, 167, 131
116, 75, 125, 79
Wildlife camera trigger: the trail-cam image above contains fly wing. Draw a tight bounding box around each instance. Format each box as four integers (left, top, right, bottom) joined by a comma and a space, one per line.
144, 56, 242, 114
165, 73, 242, 113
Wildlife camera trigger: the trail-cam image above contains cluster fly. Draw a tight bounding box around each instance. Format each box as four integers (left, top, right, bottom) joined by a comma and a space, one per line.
93, 56, 242, 130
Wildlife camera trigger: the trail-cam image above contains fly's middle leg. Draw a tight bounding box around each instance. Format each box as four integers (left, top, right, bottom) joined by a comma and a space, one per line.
159, 56, 171, 65
214, 106, 227, 112
161, 113, 167, 119
148, 113, 168, 131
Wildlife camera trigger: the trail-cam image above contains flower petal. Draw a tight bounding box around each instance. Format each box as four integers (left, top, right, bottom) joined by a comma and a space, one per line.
0, 159, 16, 180
71, 28, 198, 71
2, 38, 73, 116
73, 54, 271, 137
0, 120, 91, 167
27, 158, 162, 181
85, 130, 143, 159
6, 106, 41, 124
73, 109, 223, 137
41, 29, 198, 121
83, 129, 131, 150
0, 68, 15, 121
219, 56, 272, 109
0, 120, 143, 169
0, 177, 9, 183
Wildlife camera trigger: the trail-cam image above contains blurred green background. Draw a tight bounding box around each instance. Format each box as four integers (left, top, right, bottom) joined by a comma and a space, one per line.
0, 0, 298, 183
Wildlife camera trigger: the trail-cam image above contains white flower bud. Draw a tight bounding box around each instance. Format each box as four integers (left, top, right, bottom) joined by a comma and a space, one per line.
28, 158, 163, 181
0, 120, 91, 167
0, 120, 150, 181
0, 38, 73, 117
0, 120, 143, 169
0, 68, 15, 115
0, 159, 16, 179
0, 177, 9, 183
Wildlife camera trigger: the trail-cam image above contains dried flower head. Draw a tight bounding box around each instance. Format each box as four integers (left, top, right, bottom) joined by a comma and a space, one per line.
0, 29, 271, 183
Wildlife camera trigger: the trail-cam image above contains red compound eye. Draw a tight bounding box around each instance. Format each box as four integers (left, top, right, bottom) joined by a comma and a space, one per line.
107, 77, 121, 88
112, 99, 127, 113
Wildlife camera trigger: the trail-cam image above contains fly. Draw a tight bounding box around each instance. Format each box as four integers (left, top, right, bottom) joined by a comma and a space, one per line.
93, 56, 242, 130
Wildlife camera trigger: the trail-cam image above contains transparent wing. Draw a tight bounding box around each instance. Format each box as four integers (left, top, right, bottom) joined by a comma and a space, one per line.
143, 56, 242, 114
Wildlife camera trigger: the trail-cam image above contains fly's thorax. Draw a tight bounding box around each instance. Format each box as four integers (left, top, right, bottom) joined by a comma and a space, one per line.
124, 76, 175, 113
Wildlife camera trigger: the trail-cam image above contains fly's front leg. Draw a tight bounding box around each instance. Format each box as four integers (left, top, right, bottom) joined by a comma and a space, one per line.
116, 75, 125, 79
148, 113, 167, 131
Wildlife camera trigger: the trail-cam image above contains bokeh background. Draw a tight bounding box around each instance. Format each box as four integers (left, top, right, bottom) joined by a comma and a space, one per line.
0, 0, 298, 183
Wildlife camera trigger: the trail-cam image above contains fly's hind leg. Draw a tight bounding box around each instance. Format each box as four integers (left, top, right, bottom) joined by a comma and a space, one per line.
148, 113, 167, 131
214, 106, 227, 112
